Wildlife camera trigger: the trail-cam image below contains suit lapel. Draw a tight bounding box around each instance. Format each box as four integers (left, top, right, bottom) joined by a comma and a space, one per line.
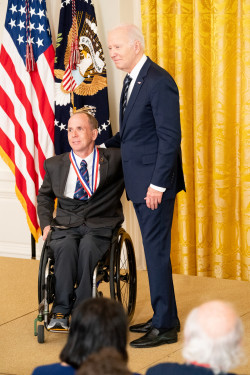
88, 148, 108, 200
59, 153, 71, 196
120, 57, 152, 138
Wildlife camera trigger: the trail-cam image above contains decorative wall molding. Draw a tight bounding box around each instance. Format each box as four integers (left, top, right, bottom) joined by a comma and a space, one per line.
0, 242, 30, 259
0, 169, 16, 199
0, 191, 17, 200
0, 241, 43, 260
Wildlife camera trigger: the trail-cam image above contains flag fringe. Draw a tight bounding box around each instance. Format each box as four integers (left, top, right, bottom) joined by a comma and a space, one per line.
69, 36, 80, 70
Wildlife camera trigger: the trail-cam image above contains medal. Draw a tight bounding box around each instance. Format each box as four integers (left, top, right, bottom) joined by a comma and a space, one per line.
69, 147, 99, 197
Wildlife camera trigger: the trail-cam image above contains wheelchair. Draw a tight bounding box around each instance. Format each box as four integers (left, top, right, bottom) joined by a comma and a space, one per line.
34, 226, 137, 343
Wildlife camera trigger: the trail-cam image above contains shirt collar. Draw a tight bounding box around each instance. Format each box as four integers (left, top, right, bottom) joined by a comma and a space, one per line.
72, 149, 94, 168
129, 54, 147, 80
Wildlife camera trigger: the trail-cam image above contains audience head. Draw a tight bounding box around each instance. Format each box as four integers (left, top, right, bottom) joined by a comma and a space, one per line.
60, 297, 128, 369
76, 347, 132, 375
182, 300, 244, 374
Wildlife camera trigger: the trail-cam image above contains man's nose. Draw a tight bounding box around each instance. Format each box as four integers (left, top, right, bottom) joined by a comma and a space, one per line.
109, 48, 115, 58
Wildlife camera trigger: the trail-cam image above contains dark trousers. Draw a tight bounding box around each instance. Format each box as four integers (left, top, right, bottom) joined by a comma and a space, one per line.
49, 225, 113, 314
133, 198, 178, 330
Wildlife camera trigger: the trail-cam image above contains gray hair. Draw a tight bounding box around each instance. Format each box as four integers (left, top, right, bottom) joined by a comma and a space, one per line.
182, 306, 245, 374
110, 24, 145, 50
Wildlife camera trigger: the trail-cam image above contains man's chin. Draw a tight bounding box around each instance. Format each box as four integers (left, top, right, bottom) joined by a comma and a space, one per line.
114, 61, 123, 69
71, 143, 81, 149
71, 147, 82, 154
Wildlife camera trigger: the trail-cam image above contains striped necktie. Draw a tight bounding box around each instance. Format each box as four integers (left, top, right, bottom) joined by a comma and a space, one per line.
122, 74, 132, 116
73, 160, 89, 200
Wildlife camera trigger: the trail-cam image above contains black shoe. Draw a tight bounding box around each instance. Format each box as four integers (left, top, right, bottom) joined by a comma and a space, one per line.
129, 318, 153, 333
130, 327, 178, 348
129, 318, 180, 333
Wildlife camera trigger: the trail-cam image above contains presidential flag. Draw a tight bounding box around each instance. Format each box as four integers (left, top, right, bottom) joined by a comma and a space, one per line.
54, 0, 111, 154
0, 0, 55, 242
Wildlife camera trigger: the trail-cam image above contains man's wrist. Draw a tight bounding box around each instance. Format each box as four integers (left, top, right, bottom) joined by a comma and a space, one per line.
150, 184, 166, 192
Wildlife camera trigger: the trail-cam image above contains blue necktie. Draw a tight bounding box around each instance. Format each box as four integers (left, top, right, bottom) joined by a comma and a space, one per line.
122, 74, 132, 116
74, 160, 89, 200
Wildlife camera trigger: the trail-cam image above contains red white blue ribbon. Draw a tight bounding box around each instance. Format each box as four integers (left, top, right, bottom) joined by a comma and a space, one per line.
69, 147, 99, 198
92, 146, 99, 193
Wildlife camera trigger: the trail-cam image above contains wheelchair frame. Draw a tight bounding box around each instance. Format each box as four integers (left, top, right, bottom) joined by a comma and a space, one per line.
34, 227, 137, 343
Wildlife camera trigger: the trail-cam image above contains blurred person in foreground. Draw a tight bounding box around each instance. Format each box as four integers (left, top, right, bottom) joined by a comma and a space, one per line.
31, 298, 128, 375
76, 347, 133, 375
146, 300, 245, 375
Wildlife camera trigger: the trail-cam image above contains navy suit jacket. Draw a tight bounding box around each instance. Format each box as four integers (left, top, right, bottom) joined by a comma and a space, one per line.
106, 57, 185, 203
146, 363, 236, 375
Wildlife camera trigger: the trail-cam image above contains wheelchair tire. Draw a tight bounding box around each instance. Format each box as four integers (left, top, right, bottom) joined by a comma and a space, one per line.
38, 235, 55, 306
38, 240, 49, 304
37, 325, 44, 343
109, 228, 137, 321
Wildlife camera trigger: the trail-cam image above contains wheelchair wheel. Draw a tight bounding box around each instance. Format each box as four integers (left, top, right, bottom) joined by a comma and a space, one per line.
37, 235, 55, 332
37, 325, 44, 343
38, 240, 49, 304
110, 228, 137, 321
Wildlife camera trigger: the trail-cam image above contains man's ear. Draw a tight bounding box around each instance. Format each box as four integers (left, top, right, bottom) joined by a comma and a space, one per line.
134, 40, 141, 54
92, 129, 98, 141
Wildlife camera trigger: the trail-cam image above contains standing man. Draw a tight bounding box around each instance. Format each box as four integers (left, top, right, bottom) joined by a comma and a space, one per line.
38, 111, 124, 332
106, 24, 185, 348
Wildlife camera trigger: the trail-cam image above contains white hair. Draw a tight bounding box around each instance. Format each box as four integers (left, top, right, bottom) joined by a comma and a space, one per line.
109, 24, 145, 50
182, 307, 245, 374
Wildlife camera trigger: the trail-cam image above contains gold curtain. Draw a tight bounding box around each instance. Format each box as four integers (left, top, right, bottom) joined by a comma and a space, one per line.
141, 0, 250, 281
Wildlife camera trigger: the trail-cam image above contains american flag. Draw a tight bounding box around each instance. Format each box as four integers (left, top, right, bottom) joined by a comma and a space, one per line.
63, 65, 77, 91
0, 0, 55, 242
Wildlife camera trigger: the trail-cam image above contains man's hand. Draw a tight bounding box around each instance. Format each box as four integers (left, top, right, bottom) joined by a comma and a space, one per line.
43, 225, 51, 241
144, 186, 163, 210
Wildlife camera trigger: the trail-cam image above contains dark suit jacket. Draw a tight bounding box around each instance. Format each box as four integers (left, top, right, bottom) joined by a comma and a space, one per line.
146, 363, 236, 375
106, 57, 185, 203
37, 148, 124, 232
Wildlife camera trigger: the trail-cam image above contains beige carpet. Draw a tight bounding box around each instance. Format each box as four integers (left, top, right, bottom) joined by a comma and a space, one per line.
0, 257, 249, 375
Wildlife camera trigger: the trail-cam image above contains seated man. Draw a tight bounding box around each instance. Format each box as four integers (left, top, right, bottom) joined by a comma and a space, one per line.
145, 300, 244, 375
37, 111, 124, 331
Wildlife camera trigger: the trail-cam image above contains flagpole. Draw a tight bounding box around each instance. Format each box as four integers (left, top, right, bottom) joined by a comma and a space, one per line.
31, 234, 36, 259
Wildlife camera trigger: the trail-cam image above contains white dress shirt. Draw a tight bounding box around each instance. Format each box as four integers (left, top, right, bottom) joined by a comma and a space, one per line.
64, 150, 100, 198
126, 54, 147, 103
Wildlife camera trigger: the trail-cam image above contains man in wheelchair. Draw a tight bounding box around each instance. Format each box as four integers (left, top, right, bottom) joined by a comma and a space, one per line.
37, 111, 124, 332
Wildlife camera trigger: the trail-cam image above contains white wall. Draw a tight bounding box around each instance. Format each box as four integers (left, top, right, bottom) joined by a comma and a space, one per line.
0, 0, 145, 267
